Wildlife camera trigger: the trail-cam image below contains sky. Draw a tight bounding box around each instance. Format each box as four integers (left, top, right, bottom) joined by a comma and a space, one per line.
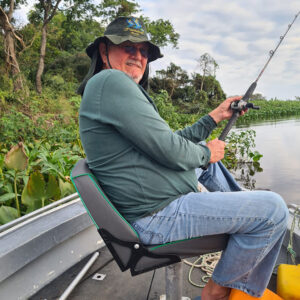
15, 0, 300, 100
137, 0, 300, 100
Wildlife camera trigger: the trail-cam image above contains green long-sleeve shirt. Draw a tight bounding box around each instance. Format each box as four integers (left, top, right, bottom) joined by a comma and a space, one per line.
79, 69, 217, 222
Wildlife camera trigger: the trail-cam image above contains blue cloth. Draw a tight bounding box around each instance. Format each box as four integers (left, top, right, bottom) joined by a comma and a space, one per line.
131, 161, 288, 297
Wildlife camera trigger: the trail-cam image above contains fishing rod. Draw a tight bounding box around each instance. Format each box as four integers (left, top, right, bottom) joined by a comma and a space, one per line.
219, 11, 300, 141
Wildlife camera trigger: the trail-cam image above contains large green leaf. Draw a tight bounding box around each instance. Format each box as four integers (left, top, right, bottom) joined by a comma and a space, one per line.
22, 171, 45, 212
25, 171, 45, 199
0, 193, 16, 203
4, 143, 28, 171
22, 171, 62, 212
59, 178, 75, 198
0, 206, 19, 225
45, 174, 61, 200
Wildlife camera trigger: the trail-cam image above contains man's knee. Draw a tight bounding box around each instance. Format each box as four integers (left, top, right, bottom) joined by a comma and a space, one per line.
267, 192, 289, 229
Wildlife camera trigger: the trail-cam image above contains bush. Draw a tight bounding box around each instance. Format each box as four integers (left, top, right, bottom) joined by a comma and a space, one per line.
0, 74, 13, 92
44, 74, 66, 90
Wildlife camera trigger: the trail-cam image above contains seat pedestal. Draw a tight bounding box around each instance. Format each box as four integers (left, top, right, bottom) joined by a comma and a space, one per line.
160, 262, 191, 300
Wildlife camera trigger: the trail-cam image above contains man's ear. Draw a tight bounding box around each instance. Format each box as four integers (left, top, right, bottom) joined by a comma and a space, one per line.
99, 43, 107, 65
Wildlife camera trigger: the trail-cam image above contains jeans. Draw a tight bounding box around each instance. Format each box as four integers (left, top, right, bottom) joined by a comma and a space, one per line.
130, 161, 289, 297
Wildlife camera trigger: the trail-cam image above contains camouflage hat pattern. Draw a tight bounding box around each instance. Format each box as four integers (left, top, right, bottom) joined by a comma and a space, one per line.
86, 16, 163, 62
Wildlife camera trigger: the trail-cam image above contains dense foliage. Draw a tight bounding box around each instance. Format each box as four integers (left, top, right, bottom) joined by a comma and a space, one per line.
237, 99, 300, 125
0, 87, 270, 224
1, 0, 299, 225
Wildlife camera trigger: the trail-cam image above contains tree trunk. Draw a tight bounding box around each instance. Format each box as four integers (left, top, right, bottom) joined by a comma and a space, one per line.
200, 70, 206, 92
170, 82, 175, 100
5, 32, 24, 91
36, 24, 47, 94
0, 5, 24, 92
35, 0, 61, 94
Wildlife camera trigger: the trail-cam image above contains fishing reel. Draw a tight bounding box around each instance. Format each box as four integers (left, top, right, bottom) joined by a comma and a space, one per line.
230, 99, 260, 112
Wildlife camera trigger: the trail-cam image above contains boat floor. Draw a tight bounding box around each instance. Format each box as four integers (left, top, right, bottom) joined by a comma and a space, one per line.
30, 246, 277, 300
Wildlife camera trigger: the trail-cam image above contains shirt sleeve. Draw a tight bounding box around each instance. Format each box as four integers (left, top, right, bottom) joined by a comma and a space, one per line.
90, 70, 211, 170
175, 115, 217, 143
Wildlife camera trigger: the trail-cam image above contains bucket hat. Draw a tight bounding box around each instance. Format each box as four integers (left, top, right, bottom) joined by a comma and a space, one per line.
86, 16, 163, 62
77, 16, 162, 95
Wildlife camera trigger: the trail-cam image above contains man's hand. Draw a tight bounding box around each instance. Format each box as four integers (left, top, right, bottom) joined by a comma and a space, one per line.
206, 139, 226, 163
208, 96, 244, 124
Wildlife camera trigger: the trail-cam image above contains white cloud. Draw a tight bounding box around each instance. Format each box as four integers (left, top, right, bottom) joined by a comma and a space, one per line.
140, 0, 300, 99
12, 0, 300, 99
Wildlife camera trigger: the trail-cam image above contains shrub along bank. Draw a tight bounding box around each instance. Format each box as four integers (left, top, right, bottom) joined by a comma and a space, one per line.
0, 89, 266, 225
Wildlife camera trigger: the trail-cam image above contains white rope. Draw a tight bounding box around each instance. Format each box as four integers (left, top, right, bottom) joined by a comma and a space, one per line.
287, 206, 300, 265
183, 251, 222, 288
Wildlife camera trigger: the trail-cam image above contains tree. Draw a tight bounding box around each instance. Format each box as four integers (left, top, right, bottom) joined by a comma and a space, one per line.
150, 63, 189, 102
150, 62, 226, 110
0, 0, 27, 92
31, 0, 61, 93
192, 73, 226, 108
142, 17, 179, 48
10, 0, 179, 94
196, 53, 218, 91
97, 0, 140, 23
97, 1, 179, 48
32, 0, 99, 94
250, 93, 266, 101
52, 13, 104, 53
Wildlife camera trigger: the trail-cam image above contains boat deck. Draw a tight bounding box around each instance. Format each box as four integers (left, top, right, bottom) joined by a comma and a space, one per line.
1, 197, 297, 300
30, 246, 278, 300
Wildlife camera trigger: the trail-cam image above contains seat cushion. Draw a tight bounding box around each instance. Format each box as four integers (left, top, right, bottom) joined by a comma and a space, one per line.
147, 234, 229, 258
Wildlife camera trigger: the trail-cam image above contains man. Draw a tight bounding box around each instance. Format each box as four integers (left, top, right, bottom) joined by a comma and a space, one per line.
78, 16, 288, 300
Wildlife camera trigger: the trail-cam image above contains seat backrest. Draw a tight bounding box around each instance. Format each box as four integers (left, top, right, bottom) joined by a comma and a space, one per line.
71, 159, 139, 244
71, 159, 228, 276
71, 159, 150, 272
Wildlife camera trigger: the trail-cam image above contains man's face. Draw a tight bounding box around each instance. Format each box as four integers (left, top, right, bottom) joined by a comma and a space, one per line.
100, 42, 149, 83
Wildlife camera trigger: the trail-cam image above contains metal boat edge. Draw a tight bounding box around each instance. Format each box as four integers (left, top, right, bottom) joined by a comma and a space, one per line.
0, 196, 298, 299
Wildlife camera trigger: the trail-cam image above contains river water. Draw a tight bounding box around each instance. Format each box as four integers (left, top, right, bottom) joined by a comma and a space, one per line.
235, 117, 300, 206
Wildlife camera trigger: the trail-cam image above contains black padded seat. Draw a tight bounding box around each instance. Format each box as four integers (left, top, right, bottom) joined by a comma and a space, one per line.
71, 159, 228, 276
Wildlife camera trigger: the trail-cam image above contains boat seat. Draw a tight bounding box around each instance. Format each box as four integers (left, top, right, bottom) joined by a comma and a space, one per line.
71, 159, 229, 276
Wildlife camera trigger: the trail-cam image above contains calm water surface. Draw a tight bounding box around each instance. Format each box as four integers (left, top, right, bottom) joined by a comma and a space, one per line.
235, 118, 300, 206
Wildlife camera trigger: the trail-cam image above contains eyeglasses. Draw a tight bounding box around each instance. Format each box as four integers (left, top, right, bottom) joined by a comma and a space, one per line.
122, 45, 149, 59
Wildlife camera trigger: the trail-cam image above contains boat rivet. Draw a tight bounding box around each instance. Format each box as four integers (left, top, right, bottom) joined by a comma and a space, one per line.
92, 273, 106, 281
134, 244, 140, 249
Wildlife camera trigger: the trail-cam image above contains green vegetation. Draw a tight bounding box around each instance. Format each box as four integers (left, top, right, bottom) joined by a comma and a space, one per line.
0, 0, 182, 224
1, 0, 299, 225
0, 91, 83, 224
237, 99, 300, 125
0, 88, 267, 224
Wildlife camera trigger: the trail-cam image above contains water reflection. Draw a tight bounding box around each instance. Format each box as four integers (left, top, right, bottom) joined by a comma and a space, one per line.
234, 117, 300, 205
232, 162, 263, 190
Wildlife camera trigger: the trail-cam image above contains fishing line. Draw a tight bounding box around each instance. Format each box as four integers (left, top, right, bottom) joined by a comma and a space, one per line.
219, 11, 300, 141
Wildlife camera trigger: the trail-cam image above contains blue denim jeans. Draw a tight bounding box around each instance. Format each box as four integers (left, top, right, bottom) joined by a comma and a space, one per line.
130, 161, 289, 297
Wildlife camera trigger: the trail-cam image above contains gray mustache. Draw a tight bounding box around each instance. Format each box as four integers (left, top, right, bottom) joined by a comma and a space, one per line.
126, 59, 142, 68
